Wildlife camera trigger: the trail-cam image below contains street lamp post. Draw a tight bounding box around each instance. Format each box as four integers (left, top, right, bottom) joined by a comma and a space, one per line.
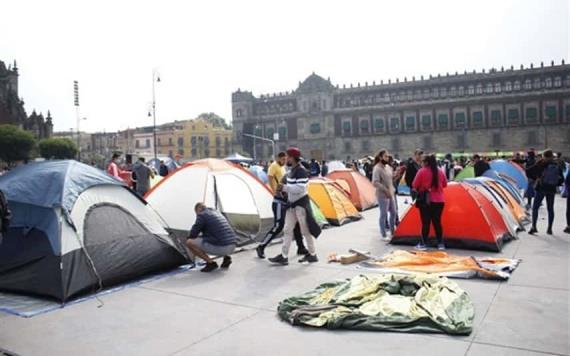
243, 133, 275, 160
149, 70, 161, 160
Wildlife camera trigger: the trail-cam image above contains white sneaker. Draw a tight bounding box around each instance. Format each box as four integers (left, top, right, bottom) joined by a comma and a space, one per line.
382, 236, 391, 242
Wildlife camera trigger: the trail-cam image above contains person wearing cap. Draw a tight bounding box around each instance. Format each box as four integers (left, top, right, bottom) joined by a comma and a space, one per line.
269, 147, 321, 265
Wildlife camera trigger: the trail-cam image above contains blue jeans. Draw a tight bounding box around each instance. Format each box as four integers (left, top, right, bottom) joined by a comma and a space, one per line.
378, 197, 396, 237
532, 190, 555, 230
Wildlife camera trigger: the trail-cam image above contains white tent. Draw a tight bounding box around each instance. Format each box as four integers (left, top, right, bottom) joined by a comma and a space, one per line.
146, 159, 274, 246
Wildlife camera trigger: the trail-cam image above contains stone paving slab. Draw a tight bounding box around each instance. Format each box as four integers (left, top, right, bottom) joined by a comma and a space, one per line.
0, 196, 568, 356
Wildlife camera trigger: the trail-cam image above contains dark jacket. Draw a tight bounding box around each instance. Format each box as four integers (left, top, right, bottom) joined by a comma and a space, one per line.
405, 159, 421, 188
474, 160, 490, 177
159, 164, 169, 177
189, 208, 237, 246
290, 195, 322, 238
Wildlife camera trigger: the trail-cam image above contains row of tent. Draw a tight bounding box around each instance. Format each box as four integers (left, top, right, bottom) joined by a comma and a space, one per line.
0, 159, 376, 302
392, 160, 529, 252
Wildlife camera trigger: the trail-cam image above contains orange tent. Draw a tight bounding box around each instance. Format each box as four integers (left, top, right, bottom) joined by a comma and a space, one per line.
327, 170, 378, 211
484, 180, 528, 225
392, 183, 514, 252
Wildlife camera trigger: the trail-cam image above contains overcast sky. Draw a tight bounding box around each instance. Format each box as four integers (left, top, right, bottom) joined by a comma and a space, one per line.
1, 0, 568, 133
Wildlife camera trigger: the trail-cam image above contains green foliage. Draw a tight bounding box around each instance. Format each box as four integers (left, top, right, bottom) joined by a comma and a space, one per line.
39, 137, 78, 160
0, 125, 36, 165
197, 112, 231, 129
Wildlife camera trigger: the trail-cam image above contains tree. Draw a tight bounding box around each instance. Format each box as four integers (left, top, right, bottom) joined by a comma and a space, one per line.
0, 124, 36, 165
39, 137, 78, 160
197, 112, 231, 129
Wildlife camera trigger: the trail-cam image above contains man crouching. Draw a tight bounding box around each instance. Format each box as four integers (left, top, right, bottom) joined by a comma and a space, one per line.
186, 203, 237, 272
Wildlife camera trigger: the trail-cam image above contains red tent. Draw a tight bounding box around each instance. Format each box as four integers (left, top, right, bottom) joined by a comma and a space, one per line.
391, 183, 514, 252
327, 170, 377, 211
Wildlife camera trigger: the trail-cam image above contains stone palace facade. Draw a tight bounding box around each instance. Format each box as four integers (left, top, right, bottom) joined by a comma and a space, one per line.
232, 61, 570, 161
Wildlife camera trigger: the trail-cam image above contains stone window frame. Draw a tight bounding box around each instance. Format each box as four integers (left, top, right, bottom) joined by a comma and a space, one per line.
342, 120, 352, 136
494, 82, 502, 93
507, 108, 520, 126
390, 116, 401, 132
420, 114, 432, 131
309, 122, 321, 134
544, 104, 557, 123
440, 87, 447, 97
554, 76, 562, 87
472, 111, 484, 128
485, 83, 493, 94
533, 78, 542, 89
523, 79, 532, 90
458, 86, 465, 96
489, 109, 502, 127
468, 85, 475, 95
514, 81, 521, 90
450, 86, 457, 96
404, 115, 416, 132
373, 116, 385, 133
278, 126, 288, 141
359, 118, 370, 135
453, 111, 467, 130
432, 88, 439, 98
437, 113, 450, 130
505, 82, 512, 91
475, 84, 483, 95
545, 78, 553, 88
525, 106, 539, 124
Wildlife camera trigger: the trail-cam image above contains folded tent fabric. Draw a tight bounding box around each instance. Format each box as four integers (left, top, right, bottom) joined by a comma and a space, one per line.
278, 274, 474, 335
361, 250, 521, 280
392, 182, 514, 252
327, 170, 378, 211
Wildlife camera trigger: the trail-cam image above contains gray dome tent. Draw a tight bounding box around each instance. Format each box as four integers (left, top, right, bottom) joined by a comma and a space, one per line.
0, 160, 187, 302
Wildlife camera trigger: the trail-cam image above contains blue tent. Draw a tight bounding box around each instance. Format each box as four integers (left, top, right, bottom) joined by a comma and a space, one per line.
148, 157, 180, 174
249, 165, 269, 184
0, 160, 186, 302
487, 160, 528, 191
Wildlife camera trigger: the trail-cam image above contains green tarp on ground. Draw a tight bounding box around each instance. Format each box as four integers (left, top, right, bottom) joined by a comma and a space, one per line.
454, 165, 475, 181
278, 274, 474, 335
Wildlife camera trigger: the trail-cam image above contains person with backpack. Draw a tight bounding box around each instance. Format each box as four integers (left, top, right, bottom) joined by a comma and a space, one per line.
564, 167, 570, 234
0, 189, 12, 245
528, 150, 565, 235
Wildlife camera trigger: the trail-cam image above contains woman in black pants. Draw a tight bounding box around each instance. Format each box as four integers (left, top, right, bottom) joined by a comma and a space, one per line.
412, 154, 448, 250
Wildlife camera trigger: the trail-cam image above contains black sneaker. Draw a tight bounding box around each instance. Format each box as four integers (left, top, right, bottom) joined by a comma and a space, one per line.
528, 227, 538, 235
564, 227, 570, 234
546, 229, 553, 235
200, 262, 219, 272
221, 256, 232, 268
256, 245, 266, 259
268, 254, 289, 265
297, 248, 309, 256
298, 254, 318, 263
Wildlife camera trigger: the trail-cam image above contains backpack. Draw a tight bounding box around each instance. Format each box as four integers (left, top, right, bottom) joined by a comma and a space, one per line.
541, 163, 563, 188
0, 189, 11, 234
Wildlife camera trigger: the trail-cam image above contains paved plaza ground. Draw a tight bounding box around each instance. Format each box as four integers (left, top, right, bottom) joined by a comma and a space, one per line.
0, 196, 568, 356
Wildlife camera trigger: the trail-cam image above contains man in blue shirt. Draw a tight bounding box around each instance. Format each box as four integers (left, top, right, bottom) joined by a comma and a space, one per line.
186, 203, 237, 272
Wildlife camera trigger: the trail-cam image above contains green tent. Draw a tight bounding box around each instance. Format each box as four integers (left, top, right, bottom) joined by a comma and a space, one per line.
311, 199, 330, 229
454, 165, 475, 181
278, 274, 474, 335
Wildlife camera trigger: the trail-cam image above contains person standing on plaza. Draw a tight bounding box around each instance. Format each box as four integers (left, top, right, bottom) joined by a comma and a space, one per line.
473, 154, 490, 177
524, 150, 537, 209
309, 159, 321, 177
372, 150, 396, 240
412, 154, 448, 251
256, 152, 308, 258
321, 160, 329, 177
528, 149, 565, 235
132, 157, 155, 197
159, 160, 169, 177
107, 153, 123, 179
405, 149, 423, 200
269, 147, 320, 265
564, 168, 570, 234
